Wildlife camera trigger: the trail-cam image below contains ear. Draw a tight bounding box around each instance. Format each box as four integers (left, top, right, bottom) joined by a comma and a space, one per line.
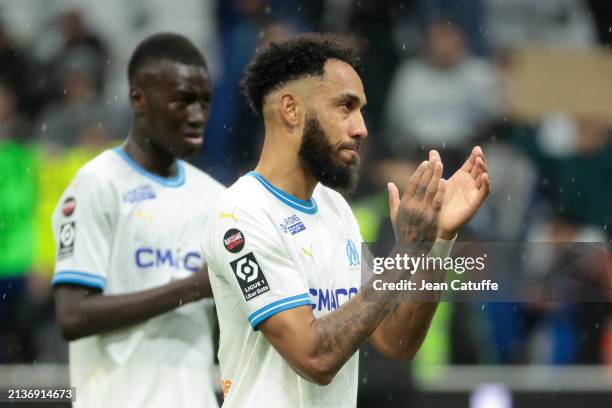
278, 93, 300, 128
129, 86, 146, 116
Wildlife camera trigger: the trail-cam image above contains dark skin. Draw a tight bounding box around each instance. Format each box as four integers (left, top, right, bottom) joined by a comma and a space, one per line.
54, 60, 214, 341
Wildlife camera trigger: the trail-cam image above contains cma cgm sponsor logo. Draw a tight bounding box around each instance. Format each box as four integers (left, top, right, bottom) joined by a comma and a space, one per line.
135, 248, 202, 272
309, 287, 359, 312
346, 239, 360, 267
123, 184, 156, 204
279, 214, 306, 235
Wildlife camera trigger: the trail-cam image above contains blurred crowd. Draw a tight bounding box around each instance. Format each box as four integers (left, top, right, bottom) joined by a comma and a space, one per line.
0, 0, 611, 389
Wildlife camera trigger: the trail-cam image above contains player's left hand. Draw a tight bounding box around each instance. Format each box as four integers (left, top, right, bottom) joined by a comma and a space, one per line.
437, 146, 491, 239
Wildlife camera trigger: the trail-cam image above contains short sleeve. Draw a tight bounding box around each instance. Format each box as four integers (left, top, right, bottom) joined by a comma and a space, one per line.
203, 205, 311, 330
51, 168, 116, 291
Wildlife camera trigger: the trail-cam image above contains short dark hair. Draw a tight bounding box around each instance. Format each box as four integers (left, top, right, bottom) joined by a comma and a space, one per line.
241, 33, 360, 115
128, 32, 207, 83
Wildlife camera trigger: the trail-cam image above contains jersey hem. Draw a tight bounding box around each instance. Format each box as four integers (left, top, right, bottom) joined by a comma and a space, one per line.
52, 270, 106, 290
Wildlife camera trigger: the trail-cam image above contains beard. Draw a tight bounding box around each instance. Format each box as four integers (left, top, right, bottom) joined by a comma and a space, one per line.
298, 114, 359, 192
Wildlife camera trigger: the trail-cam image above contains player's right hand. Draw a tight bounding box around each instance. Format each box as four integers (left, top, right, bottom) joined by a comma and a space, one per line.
387, 151, 445, 246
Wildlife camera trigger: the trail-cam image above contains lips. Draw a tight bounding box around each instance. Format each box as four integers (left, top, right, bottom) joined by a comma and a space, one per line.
183, 131, 204, 147
340, 140, 361, 152
339, 147, 360, 166
184, 130, 203, 138
341, 144, 360, 155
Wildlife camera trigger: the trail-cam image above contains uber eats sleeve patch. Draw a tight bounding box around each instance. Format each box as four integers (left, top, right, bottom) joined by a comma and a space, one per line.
230, 252, 270, 301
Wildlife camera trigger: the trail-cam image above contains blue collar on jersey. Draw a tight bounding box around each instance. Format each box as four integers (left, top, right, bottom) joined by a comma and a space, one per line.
247, 171, 318, 215
113, 147, 186, 188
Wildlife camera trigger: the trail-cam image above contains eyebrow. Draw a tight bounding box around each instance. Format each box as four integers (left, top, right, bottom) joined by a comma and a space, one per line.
174, 86, 211, 98
337, 92, 367, 109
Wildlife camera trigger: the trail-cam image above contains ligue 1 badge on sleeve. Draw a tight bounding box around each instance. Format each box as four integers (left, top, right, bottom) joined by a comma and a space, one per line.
58, 222, 76, 259
62, 197, 76, 216
230, 252, 270, 301
223, 228, 245, 253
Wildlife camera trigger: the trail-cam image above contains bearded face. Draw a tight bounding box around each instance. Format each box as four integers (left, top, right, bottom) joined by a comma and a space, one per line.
298, 113, 360, 192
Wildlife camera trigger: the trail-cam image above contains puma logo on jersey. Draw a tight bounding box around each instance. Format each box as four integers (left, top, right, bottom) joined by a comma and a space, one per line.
136, 210, 153, 222
219, 211, 237, 221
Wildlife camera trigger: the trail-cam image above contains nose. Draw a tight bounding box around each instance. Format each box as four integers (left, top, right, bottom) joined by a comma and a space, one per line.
349, 111, 368, 140
187, 103, 206, 128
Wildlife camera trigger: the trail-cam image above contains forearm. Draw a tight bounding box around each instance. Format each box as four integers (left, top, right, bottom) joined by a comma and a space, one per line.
302, 252, 417, 383
55, 275, 209, 341
308, 287, 396, 381
373, 298, 440, 360
373, 237, 455, 359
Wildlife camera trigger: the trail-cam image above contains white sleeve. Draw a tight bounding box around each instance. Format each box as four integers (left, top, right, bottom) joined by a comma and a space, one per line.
203, 205, 311, 330
51, 167, 116, 291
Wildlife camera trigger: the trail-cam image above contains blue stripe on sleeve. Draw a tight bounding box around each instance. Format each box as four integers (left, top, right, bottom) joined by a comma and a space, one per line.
52, 271, 106, 290
248, 293, 312, 330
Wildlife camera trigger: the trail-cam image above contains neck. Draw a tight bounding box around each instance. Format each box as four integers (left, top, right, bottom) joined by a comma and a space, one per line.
254, 128, 317, 201
124, 123, 177, 178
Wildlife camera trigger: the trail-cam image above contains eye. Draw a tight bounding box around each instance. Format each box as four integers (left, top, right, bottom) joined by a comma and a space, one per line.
171, 96, 188, 106
340, 101, 352, 112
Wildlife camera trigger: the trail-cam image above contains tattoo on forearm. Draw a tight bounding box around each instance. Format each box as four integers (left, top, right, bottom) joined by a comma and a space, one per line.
312, 289, 394, 371
395, 207, 438, 245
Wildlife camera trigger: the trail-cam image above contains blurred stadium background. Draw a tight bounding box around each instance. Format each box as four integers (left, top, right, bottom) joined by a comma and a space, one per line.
0, 0, 611, 407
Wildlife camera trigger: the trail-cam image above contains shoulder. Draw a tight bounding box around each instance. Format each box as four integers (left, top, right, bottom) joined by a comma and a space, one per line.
209, 175, 269, 217
202, 176, 277, 260
314, 184, 361, 235
52, 151, 119, 225
314, 184, 355, 218
71, 149, 118, 190
204, 176, 272, 233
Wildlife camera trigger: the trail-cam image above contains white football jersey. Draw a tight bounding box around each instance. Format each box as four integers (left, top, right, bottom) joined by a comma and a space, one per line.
52, 147, 225, 408
202, 172, 363, 408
